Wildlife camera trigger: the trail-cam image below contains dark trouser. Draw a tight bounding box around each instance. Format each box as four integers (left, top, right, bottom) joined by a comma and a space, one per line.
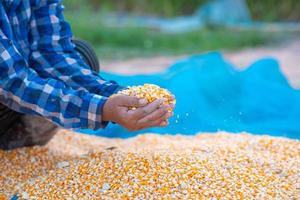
0, 38, 100, 150
0, 107, 59, 150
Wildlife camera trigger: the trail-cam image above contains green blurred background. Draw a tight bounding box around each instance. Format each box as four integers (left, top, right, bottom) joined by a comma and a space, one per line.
63, 0, 300, 60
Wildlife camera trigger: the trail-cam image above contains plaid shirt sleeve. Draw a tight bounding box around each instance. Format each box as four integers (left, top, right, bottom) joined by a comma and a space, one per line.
0, 33, 109, 130
29, 0, 123, 97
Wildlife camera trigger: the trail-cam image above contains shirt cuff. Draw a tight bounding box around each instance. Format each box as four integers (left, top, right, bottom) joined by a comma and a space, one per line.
80, 94, 109, 130
113, 85, 126, 94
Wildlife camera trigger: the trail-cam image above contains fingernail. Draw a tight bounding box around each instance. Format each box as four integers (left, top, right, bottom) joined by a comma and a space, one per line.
139, 99, 148, 105
158, 99, 164, 104
162, 121, 169, 126
167, 112, 173, 117
159, 105, 166, 110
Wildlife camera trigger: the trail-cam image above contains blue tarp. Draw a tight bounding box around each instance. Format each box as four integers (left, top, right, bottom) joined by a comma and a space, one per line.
80, 53, 300, 140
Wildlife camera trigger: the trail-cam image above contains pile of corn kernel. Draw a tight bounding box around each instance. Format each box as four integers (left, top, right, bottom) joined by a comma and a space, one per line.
0, 130, 299, 200
117, 84, 175, 109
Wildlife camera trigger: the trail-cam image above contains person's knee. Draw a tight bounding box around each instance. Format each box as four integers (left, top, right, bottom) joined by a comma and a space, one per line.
22, 115, 59, 146
0, 116, 59, 150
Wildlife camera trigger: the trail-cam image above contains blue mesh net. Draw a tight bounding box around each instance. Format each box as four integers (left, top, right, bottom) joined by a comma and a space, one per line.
81, 53, 300, 140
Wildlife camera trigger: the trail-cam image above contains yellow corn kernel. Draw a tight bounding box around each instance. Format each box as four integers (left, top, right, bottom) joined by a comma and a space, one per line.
1, 130, 299, 200
116, 84, 176, 111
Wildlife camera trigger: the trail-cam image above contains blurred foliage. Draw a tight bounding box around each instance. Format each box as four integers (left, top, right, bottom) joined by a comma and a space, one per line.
63, 0, 300, 21
65, 11, 285, 60
62, 0, 299, 59
64, 0, 207, 17
247, 0, 300, 21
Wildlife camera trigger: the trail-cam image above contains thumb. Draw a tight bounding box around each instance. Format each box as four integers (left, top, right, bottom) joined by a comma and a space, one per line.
119, 95, 148, 107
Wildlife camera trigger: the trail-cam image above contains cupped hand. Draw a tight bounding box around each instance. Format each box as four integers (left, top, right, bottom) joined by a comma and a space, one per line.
102, 95, 173, 131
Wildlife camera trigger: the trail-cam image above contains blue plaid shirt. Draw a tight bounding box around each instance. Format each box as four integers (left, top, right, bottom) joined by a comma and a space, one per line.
0, 0, 122, 130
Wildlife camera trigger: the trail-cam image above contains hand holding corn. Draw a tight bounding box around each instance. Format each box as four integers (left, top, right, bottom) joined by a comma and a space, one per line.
117, 84, 176, 111
103, 84, 175, 131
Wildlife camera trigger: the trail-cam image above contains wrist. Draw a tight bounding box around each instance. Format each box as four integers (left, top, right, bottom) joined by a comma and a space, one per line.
102, 98, 113, 122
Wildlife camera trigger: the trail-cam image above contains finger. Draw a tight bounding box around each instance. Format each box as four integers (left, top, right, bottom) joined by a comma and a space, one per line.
116, 95, 148, 107
138, 112, 169, 129
159, 120, 169, 127
166, 111, 174, 118
168, 95, 175, 102
142, 99, 165, 115
129, 99, 164, 118
170, 103, 175, 109
169, 95, 176, 107
139, 118, 167, 129
160, 111, 172, 121
137, 106, 168, 124
164, 104, 174, 112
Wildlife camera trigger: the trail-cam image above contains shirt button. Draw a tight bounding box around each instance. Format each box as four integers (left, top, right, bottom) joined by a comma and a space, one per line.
9, 40, 13, 45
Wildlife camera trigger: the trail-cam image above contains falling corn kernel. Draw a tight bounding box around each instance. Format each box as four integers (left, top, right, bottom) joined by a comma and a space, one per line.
0, 130, 299, 199
116, 84, 175, 110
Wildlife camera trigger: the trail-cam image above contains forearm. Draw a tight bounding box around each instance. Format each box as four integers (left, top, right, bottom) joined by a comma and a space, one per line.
0, 39, 108, 130
30, 50, 123, 96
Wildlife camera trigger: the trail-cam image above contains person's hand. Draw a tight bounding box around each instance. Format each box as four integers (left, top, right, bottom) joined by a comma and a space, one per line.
102, 95, 173, 131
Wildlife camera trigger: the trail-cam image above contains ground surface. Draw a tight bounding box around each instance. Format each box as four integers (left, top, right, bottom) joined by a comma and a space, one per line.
1, 131, 299, 199
102, 38, 300, 88
1, 39, 300, 200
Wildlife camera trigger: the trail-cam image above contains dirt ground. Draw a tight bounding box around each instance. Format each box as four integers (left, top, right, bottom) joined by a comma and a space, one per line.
102, 38, 300, 88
